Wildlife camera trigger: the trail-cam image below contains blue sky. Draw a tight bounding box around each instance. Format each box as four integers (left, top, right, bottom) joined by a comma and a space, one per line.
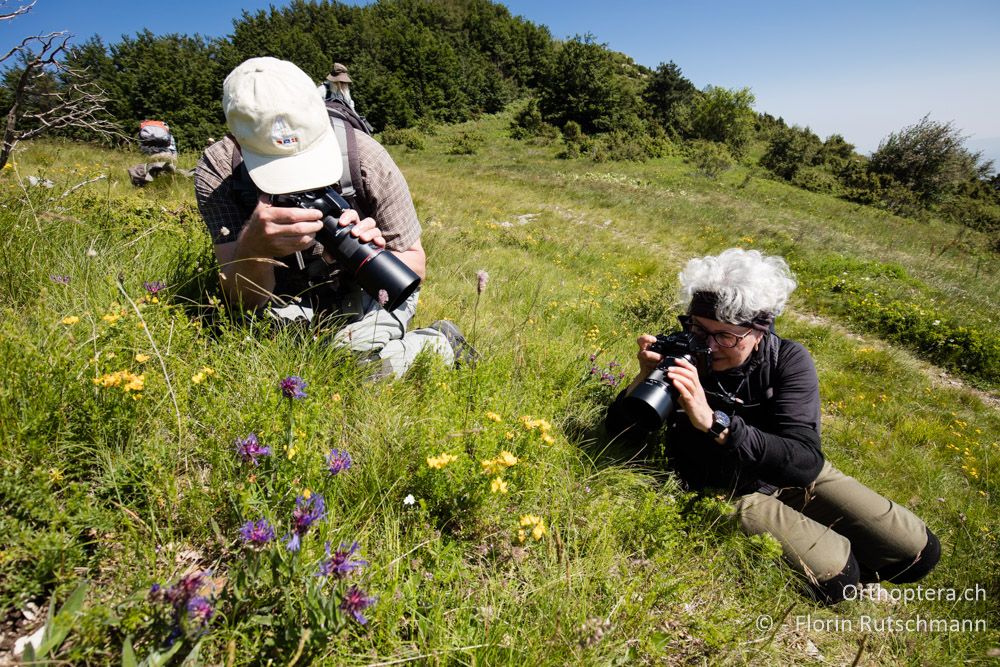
3, 0, 998, 163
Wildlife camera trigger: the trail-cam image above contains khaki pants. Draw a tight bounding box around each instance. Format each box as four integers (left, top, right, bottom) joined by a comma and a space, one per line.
735, 461, 931, 586
268, 289, 454, 378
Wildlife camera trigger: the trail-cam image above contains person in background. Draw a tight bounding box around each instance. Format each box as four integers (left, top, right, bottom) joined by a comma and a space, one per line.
128, 119, 179, 186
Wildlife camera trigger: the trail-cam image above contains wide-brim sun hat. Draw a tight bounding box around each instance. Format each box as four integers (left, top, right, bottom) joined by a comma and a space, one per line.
223, 57, 342, 194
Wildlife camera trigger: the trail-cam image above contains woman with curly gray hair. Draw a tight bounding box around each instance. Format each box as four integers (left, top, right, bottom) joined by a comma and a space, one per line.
607, 248, 939, 603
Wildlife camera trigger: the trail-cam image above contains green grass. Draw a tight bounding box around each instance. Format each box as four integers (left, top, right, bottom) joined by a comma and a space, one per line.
0, 119, 997, 665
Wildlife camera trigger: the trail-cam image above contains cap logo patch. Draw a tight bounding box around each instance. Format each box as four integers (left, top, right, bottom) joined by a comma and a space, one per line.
271, 116, 299, 146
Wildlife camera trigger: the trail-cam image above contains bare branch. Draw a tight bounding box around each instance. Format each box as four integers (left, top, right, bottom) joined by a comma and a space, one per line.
1, 30, 127, 167
0, 0, 36, 22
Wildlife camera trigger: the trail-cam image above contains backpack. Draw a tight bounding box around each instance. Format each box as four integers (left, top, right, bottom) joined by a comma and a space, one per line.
323, 84, 374, 136
138, 120, 175, 154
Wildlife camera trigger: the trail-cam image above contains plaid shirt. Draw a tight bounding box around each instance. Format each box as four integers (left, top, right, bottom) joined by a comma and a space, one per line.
194, 132, 421, 251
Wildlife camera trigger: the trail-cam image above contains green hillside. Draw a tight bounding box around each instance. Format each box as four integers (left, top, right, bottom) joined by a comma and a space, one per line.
0, 113, 997, 664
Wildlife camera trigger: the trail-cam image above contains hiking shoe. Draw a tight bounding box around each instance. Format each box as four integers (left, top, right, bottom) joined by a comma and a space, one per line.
429, 319, 479, 367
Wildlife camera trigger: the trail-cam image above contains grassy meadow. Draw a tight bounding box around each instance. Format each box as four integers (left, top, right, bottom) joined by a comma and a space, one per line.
1, 111, 998, 665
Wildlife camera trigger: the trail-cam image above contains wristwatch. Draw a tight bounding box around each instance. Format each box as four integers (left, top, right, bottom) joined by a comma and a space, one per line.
708, 410, 731, 438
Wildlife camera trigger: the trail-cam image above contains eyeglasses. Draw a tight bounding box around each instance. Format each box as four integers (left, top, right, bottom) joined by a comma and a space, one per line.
679, 315, 755, 349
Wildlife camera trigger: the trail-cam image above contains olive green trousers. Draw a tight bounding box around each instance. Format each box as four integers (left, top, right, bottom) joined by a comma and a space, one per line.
735, 461, 931, 586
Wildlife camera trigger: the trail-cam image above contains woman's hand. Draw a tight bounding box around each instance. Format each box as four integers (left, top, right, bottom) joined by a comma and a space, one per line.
625, 334, 662, 395
666, 357, 714, 433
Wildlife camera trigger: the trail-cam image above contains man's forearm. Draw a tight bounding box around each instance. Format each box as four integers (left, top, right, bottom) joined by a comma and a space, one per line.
217, 240, 275, 309
392, 243, 426, 280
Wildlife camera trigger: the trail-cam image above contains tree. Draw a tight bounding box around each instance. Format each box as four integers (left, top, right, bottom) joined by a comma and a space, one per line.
869, 115, 994, 204
643, 61, 696, 132
760, 125, 823, 180
537, 34, 643, 134
676, 86, 756, 157
1, 26, 123, 169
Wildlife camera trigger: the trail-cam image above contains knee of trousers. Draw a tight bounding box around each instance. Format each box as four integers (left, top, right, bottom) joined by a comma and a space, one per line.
811, 551, 860, 605
865, 526, 942, 584
735, 492, 853, 583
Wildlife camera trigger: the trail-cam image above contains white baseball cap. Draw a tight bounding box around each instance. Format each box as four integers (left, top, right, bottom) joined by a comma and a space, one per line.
222, 57, 342, 194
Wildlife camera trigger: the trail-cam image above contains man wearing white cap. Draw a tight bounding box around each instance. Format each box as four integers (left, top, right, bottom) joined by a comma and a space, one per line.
195, 57, 470, 377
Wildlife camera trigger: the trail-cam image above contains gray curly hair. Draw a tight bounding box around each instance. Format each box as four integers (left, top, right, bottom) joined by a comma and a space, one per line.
677, 248, 797, 324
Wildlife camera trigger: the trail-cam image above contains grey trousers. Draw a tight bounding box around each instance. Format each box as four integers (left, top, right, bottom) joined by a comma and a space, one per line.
735, 461, 931, 585
268, 289, 453, 378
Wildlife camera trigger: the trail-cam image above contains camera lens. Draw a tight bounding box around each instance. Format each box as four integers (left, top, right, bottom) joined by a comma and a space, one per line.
621, 368, 678, 430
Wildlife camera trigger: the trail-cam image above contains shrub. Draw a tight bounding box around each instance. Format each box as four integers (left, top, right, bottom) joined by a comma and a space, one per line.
869, 115, 993, 205
556, 120, 587, 159
791, 165, 841, 194
675, 86, 756, 158
509, 99, 551, 140
589, 126, 669, 163
760, 125, 823, 180
684, 140, 733, 178
379, 126, 425, 150
447, 131, 483, 155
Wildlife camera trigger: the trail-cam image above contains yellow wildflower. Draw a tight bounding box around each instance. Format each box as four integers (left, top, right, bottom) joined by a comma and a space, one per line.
135, 353, 150, 363
102, 313, 121, 324
49, 468, 63, 483
61, 316, 80, 325
504, 431, 515, 440
427, 453, 459, 469
518, 514, 547, 541
302, 488, 311, 499
123, 374, 144, 392
485, 411, 502, 423
497, 450, 518, 467
191, 367, 215, 384
490, 477, 508, 494
541, 433, 555, 445
332, 392, 342, 402
92, 370, 144, 393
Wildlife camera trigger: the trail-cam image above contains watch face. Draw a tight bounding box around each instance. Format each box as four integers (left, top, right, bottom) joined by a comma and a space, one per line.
713, 410, 731, 428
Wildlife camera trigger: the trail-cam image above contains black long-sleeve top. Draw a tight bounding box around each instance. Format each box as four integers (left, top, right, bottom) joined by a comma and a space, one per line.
606, 333, 825, 495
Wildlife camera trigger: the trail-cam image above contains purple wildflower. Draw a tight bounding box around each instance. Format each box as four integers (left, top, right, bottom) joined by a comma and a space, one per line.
186, 596, 214, 628
317, 541, 368, 579
476, 269, 489, 295
377, 289, 389, 307
327, 449, 352, 475
143, 280, 166, 294
163, 571, 207, 607
50, 274, 70, 285
339, 585, 376, 625
285, 494, 326, 551
239, 518, 276, 547
235, 433, 271, 466
279, 375, 307, 399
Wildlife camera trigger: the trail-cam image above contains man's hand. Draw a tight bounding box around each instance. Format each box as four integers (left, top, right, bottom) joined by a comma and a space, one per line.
238, 194, 324, 258
336, 209, 386, 247
666, 357, 714, 433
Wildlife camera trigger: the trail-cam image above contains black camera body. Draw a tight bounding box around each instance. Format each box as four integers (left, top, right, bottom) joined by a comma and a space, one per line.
621, 331, 712, 430
271, 187, 420, 312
